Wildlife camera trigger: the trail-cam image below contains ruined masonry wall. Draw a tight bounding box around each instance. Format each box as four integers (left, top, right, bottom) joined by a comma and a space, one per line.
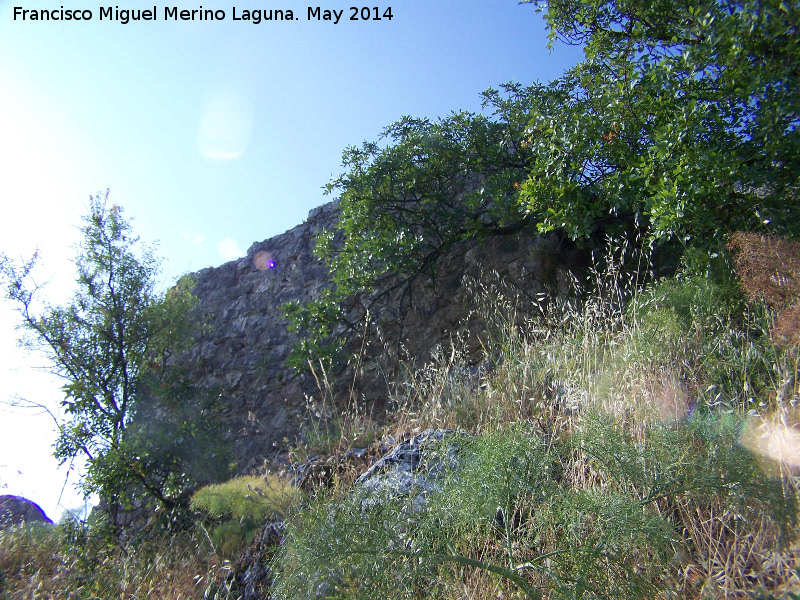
183, 200, 578, 473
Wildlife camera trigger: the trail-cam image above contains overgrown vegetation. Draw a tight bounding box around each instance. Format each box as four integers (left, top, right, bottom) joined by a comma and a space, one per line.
0, 516, 237, 599
270, 239, 800, 599
268, 4, 800, 591
2, 0, 799, 598
286, 0, 799, 368
3, 249, 799, 597
0, 193, 231, 524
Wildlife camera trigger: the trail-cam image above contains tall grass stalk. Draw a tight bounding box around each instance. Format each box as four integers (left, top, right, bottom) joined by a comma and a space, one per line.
274, 246, 800, 599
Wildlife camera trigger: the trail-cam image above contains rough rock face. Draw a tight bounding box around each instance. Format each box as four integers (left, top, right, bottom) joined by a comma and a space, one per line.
232, 521, 285, 600
355, 429, 459, 511
182, 201, 341, 472
183, 200, 583, 473
0, 495, 53, 528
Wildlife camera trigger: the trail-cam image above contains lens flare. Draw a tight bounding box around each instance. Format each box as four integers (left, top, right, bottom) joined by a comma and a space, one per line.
743, 407, 800, 471
254, 251, 276, 271
217, 238, 244, 260
197, 90, 254, 160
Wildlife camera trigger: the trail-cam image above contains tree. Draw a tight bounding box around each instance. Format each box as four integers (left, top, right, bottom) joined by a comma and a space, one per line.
519, 0, 800, 243
284, 98, 538, 364
1, 192, 227, 515
288, 0, 799, 364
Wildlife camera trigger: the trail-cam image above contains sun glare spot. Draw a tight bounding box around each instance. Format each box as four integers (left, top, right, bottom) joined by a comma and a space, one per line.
217, 238, 244, 260
196, 90, 254, 160
743, 408, 800, 471
182, 231, 204, 244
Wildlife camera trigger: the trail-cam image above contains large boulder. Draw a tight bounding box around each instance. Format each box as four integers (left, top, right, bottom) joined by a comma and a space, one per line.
0, 495, 53, 528
355, 429, 460, 511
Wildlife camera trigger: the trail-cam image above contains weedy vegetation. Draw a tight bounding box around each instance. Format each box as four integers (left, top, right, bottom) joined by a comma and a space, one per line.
2, 233, 799, 600
2, 0, 799, 596
0, 516, 237, 599
270, 238, 800, 600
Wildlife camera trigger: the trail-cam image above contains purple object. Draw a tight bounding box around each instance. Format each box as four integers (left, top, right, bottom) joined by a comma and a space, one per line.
0, 495, 53, 527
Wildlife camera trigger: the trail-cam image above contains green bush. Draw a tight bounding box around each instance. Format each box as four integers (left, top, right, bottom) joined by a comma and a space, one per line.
271, 414, 798, 600
428, 427, 671, 599
631, 276, 738, 335
192, 474, 297, 523
192, 474, 298, 556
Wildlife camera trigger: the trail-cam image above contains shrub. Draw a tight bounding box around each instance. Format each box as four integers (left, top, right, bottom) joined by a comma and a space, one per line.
192, 474, 298, 556
0, 516, 235, 599
192, 474, 298, 523
726, 232, 800, 409
727, 233, 800, 315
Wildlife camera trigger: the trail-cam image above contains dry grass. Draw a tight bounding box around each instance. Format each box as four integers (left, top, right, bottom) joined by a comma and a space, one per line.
292, 358, 383, 461
275, 236, 800, 599
6, 235, 800, 600
727, 233, 800, 312
728, 232, 800, 407
670, 493, 800, 597
0, 520, 236, 599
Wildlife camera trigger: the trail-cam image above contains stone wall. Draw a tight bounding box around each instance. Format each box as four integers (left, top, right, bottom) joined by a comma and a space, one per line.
181, 200, 583, 473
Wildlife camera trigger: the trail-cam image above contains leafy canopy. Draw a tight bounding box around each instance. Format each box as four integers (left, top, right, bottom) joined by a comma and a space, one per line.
288, 0, 799, 364
521, 0, 800, 241
284, 95, 536, 364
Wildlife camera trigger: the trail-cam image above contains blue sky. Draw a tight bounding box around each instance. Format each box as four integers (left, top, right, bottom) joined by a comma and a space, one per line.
0, 0, 582, 519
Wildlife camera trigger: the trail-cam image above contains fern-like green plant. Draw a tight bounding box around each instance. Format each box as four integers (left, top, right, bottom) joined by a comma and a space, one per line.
272, 413, 799, 599
192, 474, 297, 523
192, 474, 298, 556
